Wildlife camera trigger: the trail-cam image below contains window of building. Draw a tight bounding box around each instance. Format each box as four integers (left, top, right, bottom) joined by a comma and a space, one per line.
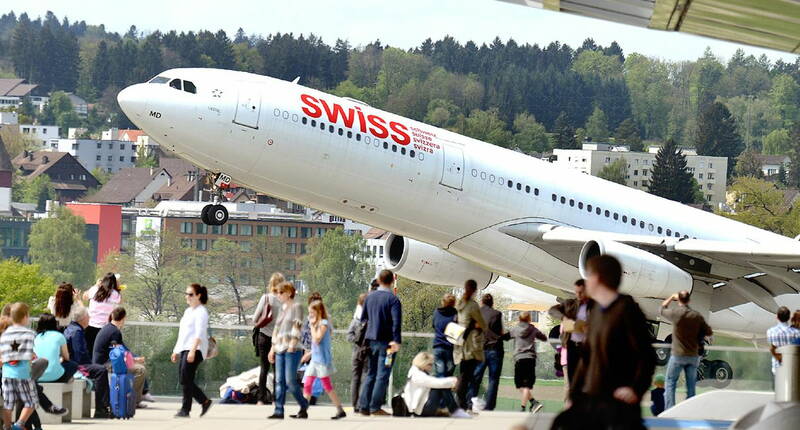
633, 170, 638, 176
96, 155, 101, 161
271, 226, 283, 237
195, 239, 207, 251
120, 144, 125, 150
708, 162, 713, 168
300, 244, 307, 255
641, 181, 648, 187
240, 224, 252, 236
706, 183, 713, 190
240, 241, 251, 252
119, 156, 124, 162
316, 228, 326, 237
211, 225, 222, 235
633, 181, 638, 186
226, 223, 238, 235
287, 227, 298, 238
72, 143, 79, 150
642, 170, 648, 177
708, 172, 714, 180
706, 194, 712, 201
300, 227, 312, 238
180, 222, 193, 234
286, 259, 297, 271
699, 173, 704, 179
256, 225, 268, 235
195, 223, 207, 234
108, 143, 113, 149
97, 142, 102, 149
699, 161, 706, 168
107, 156, 112, 161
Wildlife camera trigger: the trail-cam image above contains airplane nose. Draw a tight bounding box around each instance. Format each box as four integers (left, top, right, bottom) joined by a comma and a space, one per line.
117, 84, 147, 119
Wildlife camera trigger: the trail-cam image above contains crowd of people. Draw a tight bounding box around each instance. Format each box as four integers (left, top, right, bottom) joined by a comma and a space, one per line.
2, 255, 799, 429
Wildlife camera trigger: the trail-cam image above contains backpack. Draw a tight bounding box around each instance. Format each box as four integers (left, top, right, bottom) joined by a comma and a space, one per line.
109, 344, 133, 375
254, 295, 273, 329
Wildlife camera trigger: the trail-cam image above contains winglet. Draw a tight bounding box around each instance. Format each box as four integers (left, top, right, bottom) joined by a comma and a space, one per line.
291, 77, 300, 84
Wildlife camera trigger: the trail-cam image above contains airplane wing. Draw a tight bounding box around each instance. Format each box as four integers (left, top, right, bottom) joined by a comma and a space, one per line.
498, 0, 800, 54
500, 222, 800, 312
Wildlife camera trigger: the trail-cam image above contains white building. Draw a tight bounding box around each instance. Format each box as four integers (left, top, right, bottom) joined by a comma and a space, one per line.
67, 93, 89, 116
553, 144, 728, 207
53, 139, 137, 173
19, 124, 60, 148
0, 112, 18, 125
755, 154, 790, 178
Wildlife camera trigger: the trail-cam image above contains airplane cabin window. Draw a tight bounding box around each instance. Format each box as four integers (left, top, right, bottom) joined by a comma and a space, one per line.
274, 108, 281, 116
183, 80, 197, 94
596, 207, 601, 215
560, 196, 566, 204
410, 150, 415, 158
507, 180, 513, 188
631, 218, 636, 226
169, 79, 182, 90
490, 174, 495, 182
302, 117, 308, 125
658, 226, 663, 234
613, 213, 618, 220
347, 131, 352, 138
552, 194, 557, 202
481, 172, 486, 180
587, 204, 592, 212
401, 147, 406, 155
392, 144, 397, 152
338, 128, 343, 136
648, 224, 654, 232
383, 142, 388, 149
578, 202, 583, 209
622, 215, 627, 223
604, 210, 610, 217
569, 199, 574, 207
516, 183, 522, 190
329, 125, 334, 133
525, 185, 530, 193
292, 114, 298, 122
320, 122, 325, 130
666, 229, 672, 236
534, 188, 539, 196
640, 221, 645, 228
311, 120, 316, 127
356, 134, 361, 141
148, 76, 170, 84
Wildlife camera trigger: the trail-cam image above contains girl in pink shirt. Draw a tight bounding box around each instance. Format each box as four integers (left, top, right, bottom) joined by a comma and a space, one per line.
83, 273, 122, 353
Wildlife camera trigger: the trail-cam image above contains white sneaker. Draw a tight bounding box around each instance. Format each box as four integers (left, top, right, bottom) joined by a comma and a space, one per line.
451, 409, 471, 419
142, 393, 156, 402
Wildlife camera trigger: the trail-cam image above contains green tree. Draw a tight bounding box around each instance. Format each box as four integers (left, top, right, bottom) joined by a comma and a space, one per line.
554, 112, 577, 149
734, 150, 765, 179
648, 139, 696, 204
723, 177, 798, 236
614, 118, 643, 151
300, 228, 373, 326
511, 113, 550, 154
91, 167, 112, 186
395, 277, 452, 332
571, 50, 623, 79
623, 53, 671, 139
98, 229, 192, 321
597, 158, 627, 185
250, 234, 285, 292
694, 102, 744, 178
787, 124, 800, 187
423, 99, 460, 129
135, 145, 159, 168
689, 48, 724, 113
770, 74, 800, 128
28, 206, 95, 287
14, 174, 55, 211
763, 129, 792, 155
584, 107, 610, 141
0, 260, 53, 314
463, 108, 512, 148
203, 237, 255, 324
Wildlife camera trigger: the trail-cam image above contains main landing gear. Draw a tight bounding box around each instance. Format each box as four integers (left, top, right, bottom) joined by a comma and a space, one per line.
201, 172, 232, 226
656, 334, 734, 389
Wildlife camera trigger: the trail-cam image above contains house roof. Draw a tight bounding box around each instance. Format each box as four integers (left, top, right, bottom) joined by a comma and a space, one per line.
0, 134, 11, 171
364, 228, 389, 240
152, 157, 203, 201
756, 154, 790, 165
11, 151, 71, 179
7, 84, 37, 97
0, 79, 34, 97
83, 167, 165, 204
118, 129, 145, 142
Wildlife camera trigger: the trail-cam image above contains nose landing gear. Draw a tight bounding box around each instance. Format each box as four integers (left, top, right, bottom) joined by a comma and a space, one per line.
201, 173, 232, 226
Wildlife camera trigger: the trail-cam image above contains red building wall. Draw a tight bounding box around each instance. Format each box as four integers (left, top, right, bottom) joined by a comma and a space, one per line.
66, 203, 122, 263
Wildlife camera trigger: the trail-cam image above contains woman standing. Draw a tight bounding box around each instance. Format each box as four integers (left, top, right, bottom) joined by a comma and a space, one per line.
47, 283, 84, 331
171, 283, 212, 418
83, 273, 122, 353
454, 279, 486, 412
304, 300, 346, 420
252, 272, 284, 405
268, 282, 308, 420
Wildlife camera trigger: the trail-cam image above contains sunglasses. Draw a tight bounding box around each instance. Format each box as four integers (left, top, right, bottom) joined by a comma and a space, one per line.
185, 292, 195, 297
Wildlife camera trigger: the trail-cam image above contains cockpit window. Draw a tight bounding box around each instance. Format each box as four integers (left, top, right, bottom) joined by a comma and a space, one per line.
148, 76, 170, 84
183, 80, 197, 94
169, 79, 182, 90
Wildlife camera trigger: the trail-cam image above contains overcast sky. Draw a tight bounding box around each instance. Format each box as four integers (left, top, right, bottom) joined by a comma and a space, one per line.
7, 0, 799, 64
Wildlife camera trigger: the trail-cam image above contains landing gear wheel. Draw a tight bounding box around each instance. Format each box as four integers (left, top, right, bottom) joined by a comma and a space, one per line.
655, 344, 671, 367
697, 359, 710, 386
209, 204, 228, 225
709, 360, 733, 389
201, 205, 213, 225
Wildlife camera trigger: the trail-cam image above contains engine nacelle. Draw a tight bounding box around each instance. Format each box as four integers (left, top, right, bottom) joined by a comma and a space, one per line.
383, 234, 498, 288
578, 240, 692, 297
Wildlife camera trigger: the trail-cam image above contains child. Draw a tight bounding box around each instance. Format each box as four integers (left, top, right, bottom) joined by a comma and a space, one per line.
0, 303, 39, 430
650, 374, 665, 416
303, 300, 346, 420
509, 311, 547, 413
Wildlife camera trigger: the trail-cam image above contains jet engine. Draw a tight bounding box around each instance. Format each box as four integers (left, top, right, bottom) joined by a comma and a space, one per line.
578, 240, 692, 297
383, 234, 497, 288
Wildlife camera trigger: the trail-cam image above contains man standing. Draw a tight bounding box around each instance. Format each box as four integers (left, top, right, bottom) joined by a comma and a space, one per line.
552, 256, 656, 430
63, 308, 112, 418
469, 294, 508, 411
660, 291, 712, 410
548, 280, 593, 385
358, 269, 402, 416
767, 306, 800, 379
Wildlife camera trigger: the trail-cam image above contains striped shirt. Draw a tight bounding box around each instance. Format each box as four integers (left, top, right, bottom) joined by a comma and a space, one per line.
766, 322, 800, 373
272, 302, 304, 353
87, 286, 121, 328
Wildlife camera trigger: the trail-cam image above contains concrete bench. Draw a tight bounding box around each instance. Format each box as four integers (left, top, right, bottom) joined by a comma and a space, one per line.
71, 379, 93, 420
37, 382, 73, 424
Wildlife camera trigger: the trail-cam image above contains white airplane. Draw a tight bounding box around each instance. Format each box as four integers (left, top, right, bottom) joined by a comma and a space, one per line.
118, 69, 800, 386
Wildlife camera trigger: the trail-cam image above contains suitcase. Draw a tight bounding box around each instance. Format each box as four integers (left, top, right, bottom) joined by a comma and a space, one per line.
110, 373, 136, 419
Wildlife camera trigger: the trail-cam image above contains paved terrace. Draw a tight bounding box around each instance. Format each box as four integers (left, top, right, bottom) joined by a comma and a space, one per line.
47, 401, 732, 430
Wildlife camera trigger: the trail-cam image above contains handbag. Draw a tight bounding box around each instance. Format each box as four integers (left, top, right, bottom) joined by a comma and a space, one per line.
254, 297, 273, 329
206, 336, 219, 359
391, 393, 410, 417
445, 322, 466, 345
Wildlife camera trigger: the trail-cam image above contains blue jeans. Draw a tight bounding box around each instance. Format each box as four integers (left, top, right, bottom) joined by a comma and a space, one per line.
433, 347, 455, 377
470, 348, 504, 410
358, 340, 394, 412
665, 355, 700, 410
274, 350, 308, 415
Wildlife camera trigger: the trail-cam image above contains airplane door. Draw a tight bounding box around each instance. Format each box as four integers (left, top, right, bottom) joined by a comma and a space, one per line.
440, 144, 465, 190
233, 83, 261, 129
